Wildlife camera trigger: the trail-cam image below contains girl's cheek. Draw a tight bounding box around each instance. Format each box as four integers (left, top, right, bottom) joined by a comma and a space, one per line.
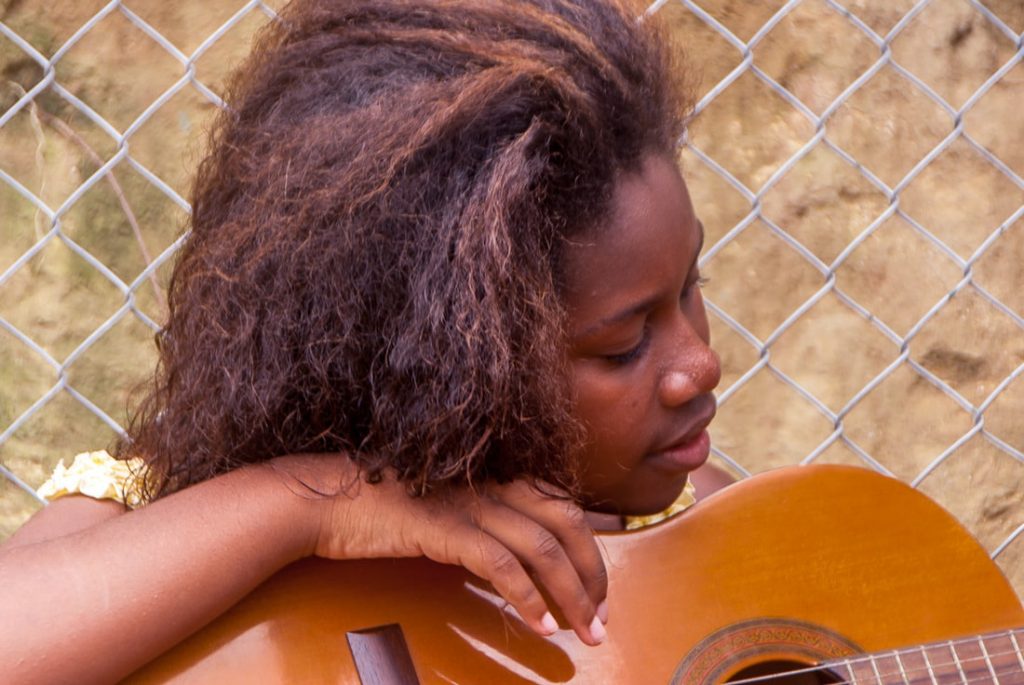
576, 365, 628, 403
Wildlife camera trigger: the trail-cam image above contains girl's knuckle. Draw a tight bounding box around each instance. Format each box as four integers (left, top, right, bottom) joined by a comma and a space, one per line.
506, 579, 541, 608
532, 530, 565, 563
559, 504, 589, 533
487, 547, 521, 577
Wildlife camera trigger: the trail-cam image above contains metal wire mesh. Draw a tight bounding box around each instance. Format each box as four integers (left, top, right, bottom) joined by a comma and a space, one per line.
1, 0, 1022, 587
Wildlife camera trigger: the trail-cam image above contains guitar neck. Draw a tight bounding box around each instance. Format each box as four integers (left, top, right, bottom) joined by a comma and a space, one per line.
818, 628, 1024, 684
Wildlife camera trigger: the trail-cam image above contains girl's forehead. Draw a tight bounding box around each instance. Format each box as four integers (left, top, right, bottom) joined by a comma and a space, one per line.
563, 156, 697, 279
561, 155, 701, 330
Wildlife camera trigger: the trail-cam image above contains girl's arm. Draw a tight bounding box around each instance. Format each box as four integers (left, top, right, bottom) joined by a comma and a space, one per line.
0, 453, 606, 685
0, 461, 316, 685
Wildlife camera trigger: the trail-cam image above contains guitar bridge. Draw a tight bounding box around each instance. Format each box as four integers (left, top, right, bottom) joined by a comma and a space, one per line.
346, 623, 422, 685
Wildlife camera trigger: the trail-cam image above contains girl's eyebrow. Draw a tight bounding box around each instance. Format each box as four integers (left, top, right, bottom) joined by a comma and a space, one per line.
574, 219, 705, 340
579, 294, 663, 340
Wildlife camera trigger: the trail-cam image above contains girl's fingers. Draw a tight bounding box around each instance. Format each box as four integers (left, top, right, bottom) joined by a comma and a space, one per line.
489, 481, 608, 614
416, 520, 560, 640
473, 498, 605, 646
317, 468, 608, 646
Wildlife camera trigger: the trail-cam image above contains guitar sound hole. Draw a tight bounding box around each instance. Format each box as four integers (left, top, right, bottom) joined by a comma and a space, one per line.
727, 660, 841, 684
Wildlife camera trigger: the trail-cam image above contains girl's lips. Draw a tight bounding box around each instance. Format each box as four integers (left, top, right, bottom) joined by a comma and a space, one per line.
645, 429, 711, 473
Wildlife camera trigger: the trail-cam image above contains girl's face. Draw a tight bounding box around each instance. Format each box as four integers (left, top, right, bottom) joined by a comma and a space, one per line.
563, 153, 721, 516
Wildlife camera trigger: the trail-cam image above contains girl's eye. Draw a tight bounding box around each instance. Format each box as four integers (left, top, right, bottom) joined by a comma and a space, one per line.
604, 331, 650, 366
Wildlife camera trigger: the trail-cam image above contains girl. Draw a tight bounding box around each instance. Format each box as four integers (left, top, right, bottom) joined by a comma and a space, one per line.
0, 0, 728, 682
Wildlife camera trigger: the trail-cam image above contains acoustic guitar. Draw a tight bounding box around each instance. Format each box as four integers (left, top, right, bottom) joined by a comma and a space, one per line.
126, 465, 1024, 684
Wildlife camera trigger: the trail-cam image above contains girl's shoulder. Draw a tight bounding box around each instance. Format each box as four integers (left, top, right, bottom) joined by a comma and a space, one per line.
37, 450, 148, 509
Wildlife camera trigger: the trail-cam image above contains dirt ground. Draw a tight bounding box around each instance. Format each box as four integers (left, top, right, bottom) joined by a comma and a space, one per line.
2, 0, 1023, 599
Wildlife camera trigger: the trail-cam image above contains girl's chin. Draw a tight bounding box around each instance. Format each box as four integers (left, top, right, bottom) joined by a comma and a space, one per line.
581, 476, 691, 523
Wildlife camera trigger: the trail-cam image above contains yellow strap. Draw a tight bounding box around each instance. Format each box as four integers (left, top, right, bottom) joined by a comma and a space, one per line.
623, 479, 697, 530
37, 450, 147, 509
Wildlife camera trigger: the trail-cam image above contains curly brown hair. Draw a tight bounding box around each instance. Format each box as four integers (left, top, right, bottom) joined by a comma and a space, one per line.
120, 0, 691, 501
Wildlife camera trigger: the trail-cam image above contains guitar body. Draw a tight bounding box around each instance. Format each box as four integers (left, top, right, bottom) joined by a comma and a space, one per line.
128, 465, 1023, 684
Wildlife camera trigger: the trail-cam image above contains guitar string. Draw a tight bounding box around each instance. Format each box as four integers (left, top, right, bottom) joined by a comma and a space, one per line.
720, 635, 1023, 685
836, 637, 1024, 673
724, 656, 1017, 685
823, 666, 1017, 685
826, 665, 1016, 685
723, 649, 1019, 685
729, 630, 1024, 681
721, 655, 1015, 685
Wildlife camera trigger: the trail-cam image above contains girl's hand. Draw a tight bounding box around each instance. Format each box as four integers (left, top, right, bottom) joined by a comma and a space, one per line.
274, 453, 609, 646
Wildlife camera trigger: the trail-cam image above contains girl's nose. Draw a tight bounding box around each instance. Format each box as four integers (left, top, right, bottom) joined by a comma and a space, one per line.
657, 343, 721, 408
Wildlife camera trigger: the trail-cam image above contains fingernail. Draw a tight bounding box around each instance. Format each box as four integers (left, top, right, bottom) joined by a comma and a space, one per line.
596, 600, 609, 625
539, 612, 558, 635
589, 615, 606, 644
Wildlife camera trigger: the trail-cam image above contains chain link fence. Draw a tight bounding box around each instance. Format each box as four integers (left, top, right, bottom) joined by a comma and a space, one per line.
1, 0, 1023, 591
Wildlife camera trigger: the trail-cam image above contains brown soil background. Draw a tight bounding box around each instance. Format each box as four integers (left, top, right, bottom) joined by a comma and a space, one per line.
2, 0, 1023, 597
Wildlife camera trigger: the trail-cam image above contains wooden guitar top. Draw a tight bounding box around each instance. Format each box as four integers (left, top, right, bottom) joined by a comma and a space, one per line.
128, 465, 1023, 684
